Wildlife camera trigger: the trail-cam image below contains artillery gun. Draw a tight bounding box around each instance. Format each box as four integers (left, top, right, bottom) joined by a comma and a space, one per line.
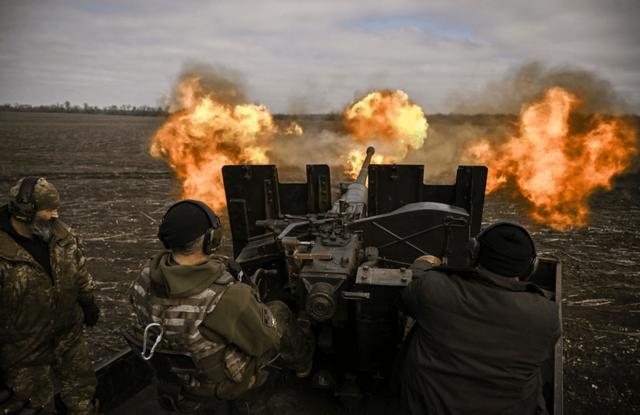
53, 147, 562, 414
222, 146, 488, 397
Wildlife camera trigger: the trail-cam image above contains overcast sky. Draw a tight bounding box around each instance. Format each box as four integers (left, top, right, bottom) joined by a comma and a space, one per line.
1, 0, 638, 113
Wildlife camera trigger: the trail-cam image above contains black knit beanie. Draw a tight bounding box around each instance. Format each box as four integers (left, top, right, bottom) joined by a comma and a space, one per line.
158, 202, 212, 249
477, 222, 536, 278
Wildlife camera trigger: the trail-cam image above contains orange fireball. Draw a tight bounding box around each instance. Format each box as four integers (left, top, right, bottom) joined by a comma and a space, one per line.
150, 75, 280, 211
466, 87, 637, 230
345, 149, 384, 178
343, 90, 428, 178
284, 121, 303, 136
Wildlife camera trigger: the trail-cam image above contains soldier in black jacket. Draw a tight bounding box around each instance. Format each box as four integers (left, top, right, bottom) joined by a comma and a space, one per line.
398, 222, 560, 415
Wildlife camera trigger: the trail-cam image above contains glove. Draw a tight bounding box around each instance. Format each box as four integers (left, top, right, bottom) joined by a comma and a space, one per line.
79, 297, 100, 327
0, 376, 55, 415
227, 260, 245, 282
0, 385, 24, 414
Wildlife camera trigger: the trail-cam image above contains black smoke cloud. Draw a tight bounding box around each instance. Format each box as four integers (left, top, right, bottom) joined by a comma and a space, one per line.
448, 62, 629, 115
167, 62, 248, 110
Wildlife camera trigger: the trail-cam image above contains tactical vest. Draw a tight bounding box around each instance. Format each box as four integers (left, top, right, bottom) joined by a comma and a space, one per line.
130, 264, 236, 371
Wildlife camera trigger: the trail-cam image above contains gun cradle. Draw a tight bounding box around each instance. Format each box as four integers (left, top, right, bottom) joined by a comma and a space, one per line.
222, 149, 488, 396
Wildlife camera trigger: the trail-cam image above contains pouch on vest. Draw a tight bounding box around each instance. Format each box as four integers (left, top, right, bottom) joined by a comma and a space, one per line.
223, 345, 250, 383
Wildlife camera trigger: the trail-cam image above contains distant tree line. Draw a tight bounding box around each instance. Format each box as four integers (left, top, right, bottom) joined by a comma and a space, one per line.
0, 101, 169, 116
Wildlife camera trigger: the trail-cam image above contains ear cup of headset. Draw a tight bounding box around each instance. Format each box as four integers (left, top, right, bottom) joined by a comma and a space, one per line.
206, 208, 222, 253
201, 227, 223, 255
8, 176, 40, 222
203, 228, 212, 255
210, 227, 222, 252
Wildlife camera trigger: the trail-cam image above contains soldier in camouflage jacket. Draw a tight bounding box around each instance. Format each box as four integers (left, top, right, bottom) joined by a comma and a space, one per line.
0, 177, 99, 414
129, 200, 314, 411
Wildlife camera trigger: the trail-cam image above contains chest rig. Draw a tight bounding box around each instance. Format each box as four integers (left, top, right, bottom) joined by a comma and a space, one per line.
130, 265, 236, 366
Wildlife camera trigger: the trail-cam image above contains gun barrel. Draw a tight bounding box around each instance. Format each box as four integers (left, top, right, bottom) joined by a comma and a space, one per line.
354, 146, 376, 185
331, 147, 375, 217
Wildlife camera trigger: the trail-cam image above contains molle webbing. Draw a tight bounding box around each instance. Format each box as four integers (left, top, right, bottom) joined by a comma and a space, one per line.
131, 266, 235, 363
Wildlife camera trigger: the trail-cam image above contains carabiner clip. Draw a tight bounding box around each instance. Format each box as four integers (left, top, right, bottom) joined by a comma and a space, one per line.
141, 322, 164, 361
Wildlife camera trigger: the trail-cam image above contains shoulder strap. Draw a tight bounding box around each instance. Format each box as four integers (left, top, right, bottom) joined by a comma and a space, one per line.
214, 271, 236, 286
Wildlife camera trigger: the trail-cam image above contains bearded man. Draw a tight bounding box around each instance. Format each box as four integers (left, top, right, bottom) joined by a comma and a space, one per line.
0, 177, 99, 414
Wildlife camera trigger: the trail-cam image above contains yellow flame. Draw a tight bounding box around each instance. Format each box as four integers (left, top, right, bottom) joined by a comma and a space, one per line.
465, 87, 638, 230
150, 76, 279, 210
343, 89, 428, 178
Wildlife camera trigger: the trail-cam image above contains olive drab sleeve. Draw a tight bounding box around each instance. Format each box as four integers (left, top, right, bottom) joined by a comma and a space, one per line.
200, 283, 280, 358
0, 260, 22, 345
72, 235, 95, 303
0, 263, 9, 343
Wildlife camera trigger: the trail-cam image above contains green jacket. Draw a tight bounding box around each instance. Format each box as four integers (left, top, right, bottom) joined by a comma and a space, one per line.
0, 207, 95, 369
144, 251, 280, 399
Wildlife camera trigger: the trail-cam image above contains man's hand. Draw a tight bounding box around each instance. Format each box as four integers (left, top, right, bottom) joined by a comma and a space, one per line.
227, 260, 247, 283
409, 255, 442, 279
0, 389, 54, 414
79, 297, 100, 327
0, 384, 27, 415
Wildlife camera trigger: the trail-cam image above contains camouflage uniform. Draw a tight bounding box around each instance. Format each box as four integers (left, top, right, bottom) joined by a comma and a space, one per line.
130, 252, 313, 404
0, 190, 97, 414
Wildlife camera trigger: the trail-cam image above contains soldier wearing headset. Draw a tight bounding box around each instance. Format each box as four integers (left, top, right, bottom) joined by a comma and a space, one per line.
397, 222, 561, 415
0, 177, 99, 414
129, 200, 314, 413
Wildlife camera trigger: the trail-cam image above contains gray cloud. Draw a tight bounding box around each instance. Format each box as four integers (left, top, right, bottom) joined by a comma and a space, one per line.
449, 62, 630, 114
0, 0, 638, 113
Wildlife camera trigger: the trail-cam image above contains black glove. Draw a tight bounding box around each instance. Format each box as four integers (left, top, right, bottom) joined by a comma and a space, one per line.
0, 385, 25, 414
79, 297, 100, 327
227, 260, 245, 282
1, 375, 56, 414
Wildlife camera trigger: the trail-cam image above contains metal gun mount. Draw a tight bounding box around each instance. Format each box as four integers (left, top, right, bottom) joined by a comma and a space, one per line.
222, 147, 488, 387
63, 139, 562, 414
222, 147, 488, 265
88, 147, 559, 414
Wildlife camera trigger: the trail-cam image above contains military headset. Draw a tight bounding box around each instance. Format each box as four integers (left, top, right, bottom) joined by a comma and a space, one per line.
467, 221, 539, 278
158, 199, 222, 255
8, 176, 41, 222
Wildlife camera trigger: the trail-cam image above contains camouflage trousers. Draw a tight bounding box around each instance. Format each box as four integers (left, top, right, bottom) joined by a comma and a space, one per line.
4, 327, 96, 415
267, 301, 314, 373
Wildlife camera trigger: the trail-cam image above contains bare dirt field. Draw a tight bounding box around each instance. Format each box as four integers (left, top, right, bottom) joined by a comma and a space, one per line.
1, 111, 639, 414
